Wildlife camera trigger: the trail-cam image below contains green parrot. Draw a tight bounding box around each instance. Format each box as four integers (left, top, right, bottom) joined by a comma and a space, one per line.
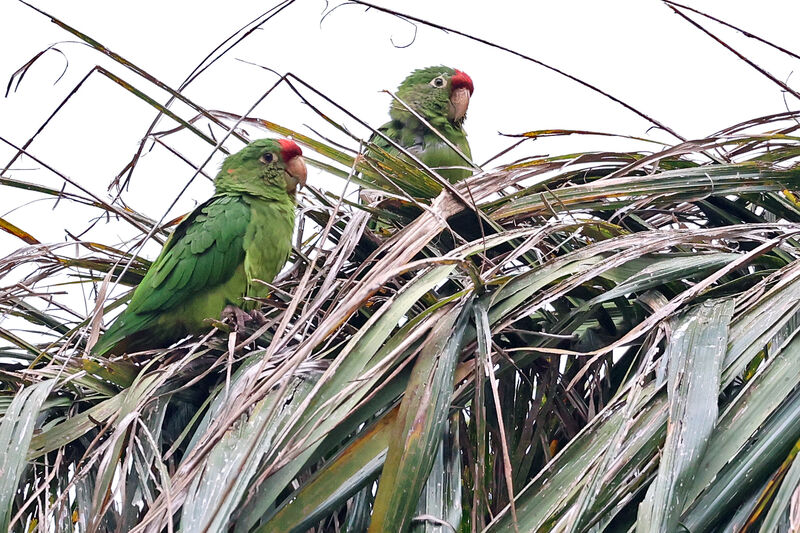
92, 138, 307, 356
370, 65, 474, 185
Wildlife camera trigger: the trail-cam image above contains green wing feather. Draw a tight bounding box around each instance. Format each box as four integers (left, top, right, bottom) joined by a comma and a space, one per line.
92, 195, 251, 355
368, 117, 472, 192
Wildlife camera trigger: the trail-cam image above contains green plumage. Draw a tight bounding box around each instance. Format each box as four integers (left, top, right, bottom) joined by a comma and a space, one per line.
92, 138, 302, 356
371, 65, 473, 184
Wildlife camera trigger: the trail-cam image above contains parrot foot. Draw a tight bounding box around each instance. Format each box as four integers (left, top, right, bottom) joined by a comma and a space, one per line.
248, 309, 268, 326
220, 305, 252, 331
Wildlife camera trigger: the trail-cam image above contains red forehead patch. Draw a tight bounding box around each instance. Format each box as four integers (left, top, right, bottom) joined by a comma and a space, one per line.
277, 139, 302, 162
451, 70, 474, 95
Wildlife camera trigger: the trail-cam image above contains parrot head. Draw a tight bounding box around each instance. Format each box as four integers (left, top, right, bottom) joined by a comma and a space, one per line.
216, 138, 307, 199
392, 66, 474, 127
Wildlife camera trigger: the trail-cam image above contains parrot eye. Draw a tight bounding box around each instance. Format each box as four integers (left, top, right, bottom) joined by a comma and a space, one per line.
430, 76, 446, 88
260, 153, 274, 164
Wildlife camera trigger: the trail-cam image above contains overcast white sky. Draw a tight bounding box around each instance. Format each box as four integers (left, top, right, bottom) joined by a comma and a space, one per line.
2, 0, 800, 322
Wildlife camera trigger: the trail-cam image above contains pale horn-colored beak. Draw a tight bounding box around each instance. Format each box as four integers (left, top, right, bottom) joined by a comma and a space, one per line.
448, 69, 474, 122
277, 139, 307, 192
448, 87, 470, 122
285, 156, 307, 191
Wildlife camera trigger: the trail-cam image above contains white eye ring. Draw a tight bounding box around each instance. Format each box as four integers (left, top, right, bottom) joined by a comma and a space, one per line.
430, 76, 446, 88
260, 153, 274, 164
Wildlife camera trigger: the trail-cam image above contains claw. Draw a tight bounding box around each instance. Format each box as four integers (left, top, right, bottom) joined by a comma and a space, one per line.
248, 309, 267, 326
221, 304, 250, 331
